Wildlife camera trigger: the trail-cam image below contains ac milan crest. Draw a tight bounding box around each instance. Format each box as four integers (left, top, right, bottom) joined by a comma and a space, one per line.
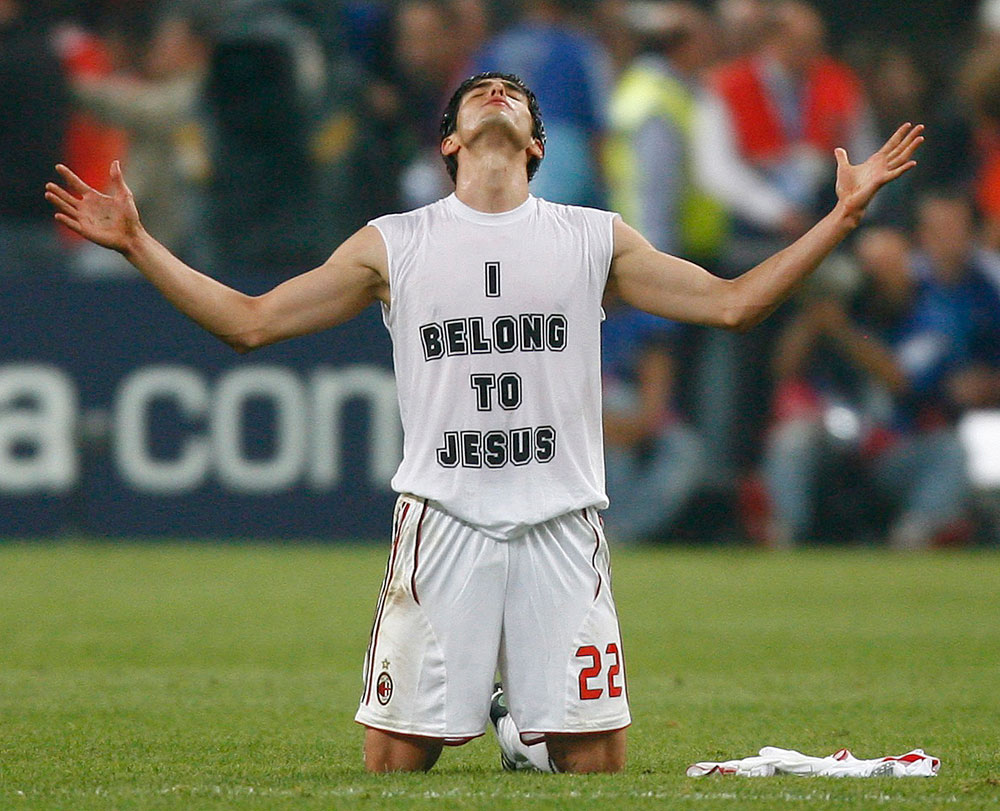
376, 671, 393, 705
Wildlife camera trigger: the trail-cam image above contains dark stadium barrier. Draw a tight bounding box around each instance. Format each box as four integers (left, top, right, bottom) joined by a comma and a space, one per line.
0, 277, 399, 539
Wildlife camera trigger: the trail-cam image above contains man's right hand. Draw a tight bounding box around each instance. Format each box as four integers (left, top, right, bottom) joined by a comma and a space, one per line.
45, 161, 144, 255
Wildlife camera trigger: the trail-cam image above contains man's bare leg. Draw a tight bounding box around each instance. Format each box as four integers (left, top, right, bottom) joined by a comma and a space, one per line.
363, 727, 444, 772
494, 711, 627, 774
546, 729, 627, 774
491, 686, 627, 773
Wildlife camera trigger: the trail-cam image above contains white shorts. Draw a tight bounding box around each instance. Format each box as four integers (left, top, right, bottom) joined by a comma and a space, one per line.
355, 494, 631, 743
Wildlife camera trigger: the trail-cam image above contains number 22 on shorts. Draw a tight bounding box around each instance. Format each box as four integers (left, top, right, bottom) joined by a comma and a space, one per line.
576, 643, 624, 700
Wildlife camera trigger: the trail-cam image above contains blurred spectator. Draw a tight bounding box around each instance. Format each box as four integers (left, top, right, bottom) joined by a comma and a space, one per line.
451, 0, 492, 59
390, 0, 471, 208
713, 0, 769, 60
67, 4, 213, 273
593, 0, 637, 74
915, 0, 1000, 203
879, 194, 1000, 546
470, 0, 613, 207
755, 229, 913, 546
955, 44, 1000, 254
688, 0, 878, 482
202, 0, 370, 278
758, 194, 1000, 549
698, 0, 878, 254
604, 1, 726, 263
342, 0, 492, 211
0, 0, 71, 276
847, 41, 930, 228
907, 193, 1000, 414
861, 45, 928, 141
602, 302, 708, 544
52, 10, 130, 196
601, 2, 721, 540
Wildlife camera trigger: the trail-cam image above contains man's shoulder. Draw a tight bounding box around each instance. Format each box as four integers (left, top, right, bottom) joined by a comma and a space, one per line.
536, 197, 618, 221
369, 197, 446, 228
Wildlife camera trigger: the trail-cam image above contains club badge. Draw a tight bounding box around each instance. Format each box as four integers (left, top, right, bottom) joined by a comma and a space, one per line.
376, 668, 393, 705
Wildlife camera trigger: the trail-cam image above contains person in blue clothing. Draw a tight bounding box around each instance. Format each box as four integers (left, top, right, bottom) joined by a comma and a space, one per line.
470, 0, 612, 207
759, 195, 1000, 548
601, 302, 708, 544
874, 194, 1000, 547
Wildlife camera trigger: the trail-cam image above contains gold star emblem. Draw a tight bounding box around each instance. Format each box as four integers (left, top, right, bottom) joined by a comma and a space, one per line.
381, 658, 390, 670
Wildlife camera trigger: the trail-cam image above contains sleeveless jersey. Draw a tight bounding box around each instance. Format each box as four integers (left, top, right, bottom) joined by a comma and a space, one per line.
370, 193, 618, 539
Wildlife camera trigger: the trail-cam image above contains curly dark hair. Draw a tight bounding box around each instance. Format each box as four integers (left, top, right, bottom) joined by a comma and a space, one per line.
439, 72, 546, 184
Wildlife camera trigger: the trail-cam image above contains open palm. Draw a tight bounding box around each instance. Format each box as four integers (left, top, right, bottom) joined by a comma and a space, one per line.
45, 161, 143, 253
835, 123, 924, 218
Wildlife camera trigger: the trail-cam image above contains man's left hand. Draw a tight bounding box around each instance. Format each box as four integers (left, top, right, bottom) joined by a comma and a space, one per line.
834, 123, 924, 222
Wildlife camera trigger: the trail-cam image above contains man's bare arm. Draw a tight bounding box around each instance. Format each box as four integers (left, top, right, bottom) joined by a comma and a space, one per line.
608, 123, 924, 331
45, 161, 389, 353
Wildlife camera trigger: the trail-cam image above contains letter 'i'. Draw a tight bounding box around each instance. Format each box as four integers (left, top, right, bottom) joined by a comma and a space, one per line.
485, 262, 500, 298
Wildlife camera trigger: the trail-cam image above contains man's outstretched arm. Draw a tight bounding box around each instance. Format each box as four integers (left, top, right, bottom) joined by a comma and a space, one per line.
45, 161, 389, 353
608, 123, 924, 331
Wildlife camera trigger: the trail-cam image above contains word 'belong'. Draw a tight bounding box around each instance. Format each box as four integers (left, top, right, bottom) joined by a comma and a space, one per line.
420, 314, 567, 361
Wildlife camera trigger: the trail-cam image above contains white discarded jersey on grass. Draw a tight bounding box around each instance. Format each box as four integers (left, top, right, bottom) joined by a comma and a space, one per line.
371, 193, 618, 539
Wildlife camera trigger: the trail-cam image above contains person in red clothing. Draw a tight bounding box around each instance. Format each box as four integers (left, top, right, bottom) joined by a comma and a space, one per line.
700, 0, 878, 258
688, 0, 879, 486
957, 44, 1000, 257
53, 14, 129, 195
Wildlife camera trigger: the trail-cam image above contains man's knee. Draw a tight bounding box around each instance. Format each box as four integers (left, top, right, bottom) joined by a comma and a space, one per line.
363, 727, 444, 773
546, 729, 627, 774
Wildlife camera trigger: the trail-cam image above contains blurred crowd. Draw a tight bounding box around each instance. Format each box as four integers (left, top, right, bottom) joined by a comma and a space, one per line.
3, 0, 999, 547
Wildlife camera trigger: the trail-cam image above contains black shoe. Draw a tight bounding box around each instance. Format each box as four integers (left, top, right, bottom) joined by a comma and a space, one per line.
490, 682, 509, 727
490, 682, 518, 771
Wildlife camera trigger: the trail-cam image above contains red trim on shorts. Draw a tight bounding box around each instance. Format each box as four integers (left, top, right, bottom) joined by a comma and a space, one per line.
356, 720, 484, 746
363, 500, 410, 705
518, 722, 631, 745
614, 614, 630, 703
602, 519, 630, 705
581, 507, 603, 600
410, 499, 429, 605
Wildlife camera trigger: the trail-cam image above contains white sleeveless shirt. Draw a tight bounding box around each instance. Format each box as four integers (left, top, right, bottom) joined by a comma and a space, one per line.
371, 193, 618, 539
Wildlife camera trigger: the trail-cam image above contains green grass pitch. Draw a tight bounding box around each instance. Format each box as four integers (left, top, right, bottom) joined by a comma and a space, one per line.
1, 541, 999, 809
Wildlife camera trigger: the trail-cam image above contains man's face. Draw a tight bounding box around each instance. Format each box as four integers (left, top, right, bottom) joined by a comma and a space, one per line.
451, 77, 538, 148
439, 73, 545, 182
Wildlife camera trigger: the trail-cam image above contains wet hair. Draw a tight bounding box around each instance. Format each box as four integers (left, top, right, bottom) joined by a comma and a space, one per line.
439, 71, 546, 184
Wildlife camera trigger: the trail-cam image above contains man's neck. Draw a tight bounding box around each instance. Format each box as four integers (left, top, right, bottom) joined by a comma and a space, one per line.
453, 154, 532, 213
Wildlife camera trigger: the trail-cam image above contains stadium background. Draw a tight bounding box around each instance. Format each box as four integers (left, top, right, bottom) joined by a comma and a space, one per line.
3, 4, 1000, 808
2, 0, 998, 542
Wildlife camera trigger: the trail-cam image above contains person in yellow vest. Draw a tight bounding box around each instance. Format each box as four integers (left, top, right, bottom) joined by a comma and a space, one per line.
601, 3, 721, 543
605, 0, 725, 266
